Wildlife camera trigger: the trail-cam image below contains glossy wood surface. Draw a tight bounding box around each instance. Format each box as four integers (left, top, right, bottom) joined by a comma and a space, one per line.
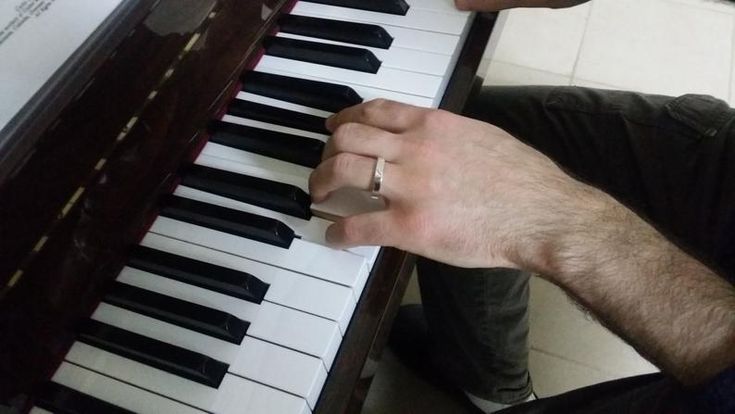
0, 0, 287, 406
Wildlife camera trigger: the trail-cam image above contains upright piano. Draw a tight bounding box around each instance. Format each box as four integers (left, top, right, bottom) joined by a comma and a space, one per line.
0, 1, 496, 412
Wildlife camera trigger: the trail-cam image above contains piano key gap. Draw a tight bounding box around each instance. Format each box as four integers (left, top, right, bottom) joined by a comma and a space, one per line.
226, 371, 307, 404
61, 360, 215, 414
262, 298, 338, 327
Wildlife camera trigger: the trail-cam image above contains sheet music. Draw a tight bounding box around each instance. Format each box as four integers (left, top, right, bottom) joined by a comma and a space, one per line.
0, 0, 123, 132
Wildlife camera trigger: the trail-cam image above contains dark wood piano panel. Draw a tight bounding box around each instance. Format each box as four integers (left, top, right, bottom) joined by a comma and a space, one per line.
0, 1, 496, 412
0, 0, 289, 404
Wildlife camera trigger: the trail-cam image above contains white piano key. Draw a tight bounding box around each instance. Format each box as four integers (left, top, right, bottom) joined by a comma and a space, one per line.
140, 233, 357, 333
92, 302, 327, 408
52, 362, 206, 414
256, 55, 442, 99
291, 1, 468, 35
275, 32, 452, 77
150, 216, 370, 298
196, 152, 308, 192
237, 91, 334, 118
289, 10, 459, 56
29, 408, 53, 414
174, 185, 381, 265
200, 141, 313, 179
65, 342, 310, 414
116, 266, 342, 369
220, 113, 330, 142
235, 337, 327, 410
251, 66, 434, 107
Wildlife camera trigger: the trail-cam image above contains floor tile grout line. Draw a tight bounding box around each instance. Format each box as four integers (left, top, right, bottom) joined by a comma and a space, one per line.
568, 1, 594, 86
486, 58, 573, 80
570, 77, 626, 90
529, 346, 652, 378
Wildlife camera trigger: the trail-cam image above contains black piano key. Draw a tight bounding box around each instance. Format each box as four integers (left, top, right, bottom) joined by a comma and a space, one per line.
209, 120, 324, 169
77, 319, 228, 388
180, 163, 312, 220
36, 382, 135, 414
301, 0, 409, 15
128, 245, 269, 304
263, 36, 381, 74
278, 14, 393, 49
228, 99, 329, 136
160, 195, 295, 249
241, 71, 362, 113
105, 281, 249, 344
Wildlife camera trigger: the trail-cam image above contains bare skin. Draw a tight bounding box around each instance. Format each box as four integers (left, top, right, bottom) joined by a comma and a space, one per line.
453, 0, 590, 11
308, 99, 735, 386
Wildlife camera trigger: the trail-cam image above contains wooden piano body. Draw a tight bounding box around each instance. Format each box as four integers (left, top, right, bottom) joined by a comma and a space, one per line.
0, 1, 495, 412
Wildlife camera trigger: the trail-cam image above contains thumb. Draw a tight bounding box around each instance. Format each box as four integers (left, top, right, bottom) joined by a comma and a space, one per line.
326, 211, 395, 249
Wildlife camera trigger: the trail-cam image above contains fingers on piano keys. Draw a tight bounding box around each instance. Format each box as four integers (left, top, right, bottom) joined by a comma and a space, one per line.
40, 1, 472, 412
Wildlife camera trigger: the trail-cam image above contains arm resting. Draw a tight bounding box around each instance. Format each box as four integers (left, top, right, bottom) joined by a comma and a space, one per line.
530, 186, 735, 386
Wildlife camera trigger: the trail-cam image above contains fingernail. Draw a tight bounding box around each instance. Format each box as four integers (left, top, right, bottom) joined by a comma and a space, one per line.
325, 114, 335, 132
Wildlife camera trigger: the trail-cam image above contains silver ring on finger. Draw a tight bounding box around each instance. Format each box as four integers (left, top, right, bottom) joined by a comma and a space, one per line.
370, 157, 386, 200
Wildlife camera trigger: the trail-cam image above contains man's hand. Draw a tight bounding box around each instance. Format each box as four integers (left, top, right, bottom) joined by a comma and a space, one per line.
310, 99, 735, 386
454, 0, 590, 11
310, 99, 596, 270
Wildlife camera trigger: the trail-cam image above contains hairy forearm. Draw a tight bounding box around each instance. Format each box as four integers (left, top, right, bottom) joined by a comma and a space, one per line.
528, 185, 735, 386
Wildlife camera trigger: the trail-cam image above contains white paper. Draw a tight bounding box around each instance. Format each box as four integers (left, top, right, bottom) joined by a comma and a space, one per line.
0, 0, 123, 131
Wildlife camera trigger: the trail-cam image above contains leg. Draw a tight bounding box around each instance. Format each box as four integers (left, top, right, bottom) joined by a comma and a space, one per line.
464, 86, 735, 272
417, 261, 533, 404
415, 86, 735, 411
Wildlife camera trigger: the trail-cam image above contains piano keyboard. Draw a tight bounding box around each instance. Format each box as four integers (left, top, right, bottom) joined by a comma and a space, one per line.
33, 1, 473, 413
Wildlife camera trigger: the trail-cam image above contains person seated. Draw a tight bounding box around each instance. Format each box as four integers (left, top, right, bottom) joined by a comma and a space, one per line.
309, 2, 735, 412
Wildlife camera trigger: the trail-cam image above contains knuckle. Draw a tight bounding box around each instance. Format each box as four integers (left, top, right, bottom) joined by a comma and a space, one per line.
331, 123, 353, 147
331, 152, 356, 176
411, 137, 440, 162
362, 98, 390, 119
420, 109, 449, 130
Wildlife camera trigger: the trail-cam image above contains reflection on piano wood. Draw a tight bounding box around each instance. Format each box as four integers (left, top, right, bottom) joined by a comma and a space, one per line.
0, 0, 496, 412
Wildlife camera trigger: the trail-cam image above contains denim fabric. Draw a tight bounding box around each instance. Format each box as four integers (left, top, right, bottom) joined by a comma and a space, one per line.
417, 260, 533, 404
416, 86, 735, 411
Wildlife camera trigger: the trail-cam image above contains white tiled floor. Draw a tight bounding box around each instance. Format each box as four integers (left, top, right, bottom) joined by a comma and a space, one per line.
364, 0, 734, 412
481, 0, 735, 104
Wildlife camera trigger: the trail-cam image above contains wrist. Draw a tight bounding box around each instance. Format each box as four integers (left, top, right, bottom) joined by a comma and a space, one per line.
517, 182, 638, 284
